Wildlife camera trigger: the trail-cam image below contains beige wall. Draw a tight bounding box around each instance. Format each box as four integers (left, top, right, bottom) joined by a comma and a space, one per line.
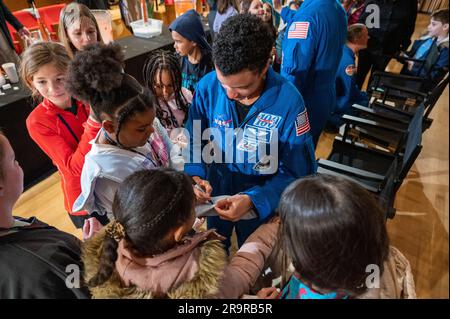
419, 0, 449, 13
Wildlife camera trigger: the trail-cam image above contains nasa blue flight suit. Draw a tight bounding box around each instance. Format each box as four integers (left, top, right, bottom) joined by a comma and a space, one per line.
281, 0, 347, 145
328, 44, 369, 129
184, 68, 317, 249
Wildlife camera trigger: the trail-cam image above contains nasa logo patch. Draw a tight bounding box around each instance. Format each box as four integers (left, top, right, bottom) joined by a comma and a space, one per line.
345, 65, 356, 76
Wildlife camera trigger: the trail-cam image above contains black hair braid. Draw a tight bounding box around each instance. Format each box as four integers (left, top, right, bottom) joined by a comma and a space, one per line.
167, 62, 191, 126
113, 89, 154, 148
156, 64, 179, 129
115, 101, 139, 148
128, 173, 186, 235
90, 89, 123, 121
143, 50, 190, 129
87, 236, 119, 287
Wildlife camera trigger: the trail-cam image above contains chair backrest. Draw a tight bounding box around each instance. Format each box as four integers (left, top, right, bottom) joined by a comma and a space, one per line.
12, 10, 39, 30
397, 103, 424, 183
378, 158, 398, 219
5, 18, 16, 35
5, 21, 20, 52
424, 72, 449, 119
368, 73, 425, 107
90, 10, 113, 44
379, 103, 423, 219
39, 4, 65, 33
5, 10, 39, 54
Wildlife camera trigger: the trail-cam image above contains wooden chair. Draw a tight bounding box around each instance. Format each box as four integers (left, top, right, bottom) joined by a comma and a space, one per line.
91, 9, 114, 43
39, 4, 65, 41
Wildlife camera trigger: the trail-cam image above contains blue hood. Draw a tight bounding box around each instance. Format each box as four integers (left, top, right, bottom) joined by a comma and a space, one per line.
169, 9, 211, 53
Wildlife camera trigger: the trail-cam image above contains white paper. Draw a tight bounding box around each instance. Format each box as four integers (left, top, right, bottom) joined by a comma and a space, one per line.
195, 195, 258, 220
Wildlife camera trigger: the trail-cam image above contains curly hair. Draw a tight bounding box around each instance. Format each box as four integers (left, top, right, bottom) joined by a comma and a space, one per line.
65, 42, 125, 107
212, 13, 273, 76
66, 43, 156, 147
87, 169, 195, 288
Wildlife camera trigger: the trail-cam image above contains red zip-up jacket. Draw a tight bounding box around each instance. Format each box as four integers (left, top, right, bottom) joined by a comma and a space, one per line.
26, 98, 101, 216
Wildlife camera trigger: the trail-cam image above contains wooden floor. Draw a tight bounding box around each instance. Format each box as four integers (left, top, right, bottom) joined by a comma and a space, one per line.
12, 14, 448, 298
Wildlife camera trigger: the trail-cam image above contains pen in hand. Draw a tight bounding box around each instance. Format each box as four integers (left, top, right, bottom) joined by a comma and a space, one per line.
193, 183, 214, 205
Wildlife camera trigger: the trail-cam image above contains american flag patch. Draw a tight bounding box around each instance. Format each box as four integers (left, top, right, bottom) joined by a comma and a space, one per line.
288, 22, 310, 39
295, 110, 310, 136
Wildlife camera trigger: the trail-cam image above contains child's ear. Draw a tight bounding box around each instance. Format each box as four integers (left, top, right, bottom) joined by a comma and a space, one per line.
102, 120, 115, 134
443, 23, 449, 32
173, 224, 190, 243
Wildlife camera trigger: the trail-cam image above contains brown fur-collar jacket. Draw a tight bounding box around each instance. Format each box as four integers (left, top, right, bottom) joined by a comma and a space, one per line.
82, 221, 279, 299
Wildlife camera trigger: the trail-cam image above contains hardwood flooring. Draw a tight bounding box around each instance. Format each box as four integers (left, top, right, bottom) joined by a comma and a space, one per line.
11, 13, 448, 298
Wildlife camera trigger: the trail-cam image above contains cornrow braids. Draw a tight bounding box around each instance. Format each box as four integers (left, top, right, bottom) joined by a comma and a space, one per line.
86, 170, 193, 288
112, 86, 154, 148
114, 97, 145, 148
112, 169, 195, 257
129, 173, 186, 235
143, 50, 190, 129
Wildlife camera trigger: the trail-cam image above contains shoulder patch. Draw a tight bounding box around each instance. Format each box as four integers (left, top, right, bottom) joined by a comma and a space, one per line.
253, 113, 282, 129
288, 22, 310, 40
345, 65, 356, 76
295, 110, 310, 136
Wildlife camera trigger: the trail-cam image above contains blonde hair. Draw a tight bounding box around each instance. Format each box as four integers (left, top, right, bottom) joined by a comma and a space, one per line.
19, 42, 71, 99
58, 2, 104, 58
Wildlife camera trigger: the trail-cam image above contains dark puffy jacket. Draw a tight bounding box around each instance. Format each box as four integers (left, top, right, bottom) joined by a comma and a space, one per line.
0, 217, 91, 299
